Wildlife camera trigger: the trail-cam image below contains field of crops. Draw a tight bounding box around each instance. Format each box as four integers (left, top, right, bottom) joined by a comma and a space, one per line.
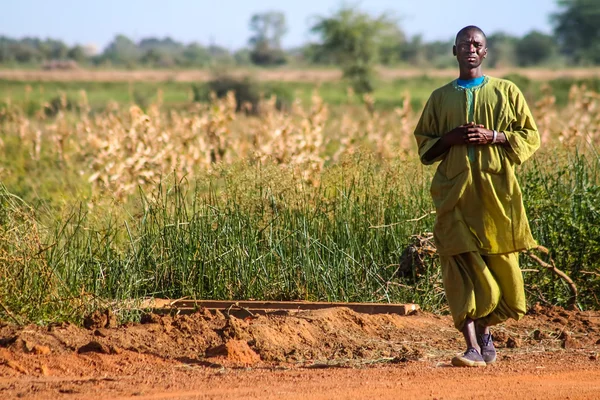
0, 74, 599, 325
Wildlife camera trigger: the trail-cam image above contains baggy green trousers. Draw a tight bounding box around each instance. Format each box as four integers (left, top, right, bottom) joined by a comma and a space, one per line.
440, 252, 527, 331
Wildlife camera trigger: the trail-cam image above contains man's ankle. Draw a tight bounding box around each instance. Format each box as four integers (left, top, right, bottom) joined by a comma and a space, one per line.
475, 321, 490, 336
467, 345, 481, 354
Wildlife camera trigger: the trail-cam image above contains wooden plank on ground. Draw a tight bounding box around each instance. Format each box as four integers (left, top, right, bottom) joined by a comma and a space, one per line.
144, 299, 419, 316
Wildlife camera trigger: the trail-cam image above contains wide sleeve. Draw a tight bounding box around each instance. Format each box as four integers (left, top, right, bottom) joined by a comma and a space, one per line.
503, 84, 540, 165
413, 94, 444, 165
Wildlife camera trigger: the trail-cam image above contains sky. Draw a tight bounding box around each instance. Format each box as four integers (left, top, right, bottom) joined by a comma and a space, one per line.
1, 0, 560, 52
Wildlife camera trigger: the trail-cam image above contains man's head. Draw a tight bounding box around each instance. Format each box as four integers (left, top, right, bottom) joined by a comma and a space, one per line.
453, 26, 488, 70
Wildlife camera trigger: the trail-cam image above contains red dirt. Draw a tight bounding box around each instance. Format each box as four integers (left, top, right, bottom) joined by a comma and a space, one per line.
0, 304, 599, 399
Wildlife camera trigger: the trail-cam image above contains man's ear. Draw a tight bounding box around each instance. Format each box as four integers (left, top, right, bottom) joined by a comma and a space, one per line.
483, 47, 488, 59
452, 45, 457, 56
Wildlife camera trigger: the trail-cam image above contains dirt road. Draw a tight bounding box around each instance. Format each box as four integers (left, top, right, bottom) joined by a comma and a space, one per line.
1, 304, 599, 399
2, 67, 600, 82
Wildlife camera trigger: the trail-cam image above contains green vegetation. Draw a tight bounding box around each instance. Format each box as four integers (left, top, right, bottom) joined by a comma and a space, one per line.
1, 150, 598, 324
3, 74, 600, 116
0, 76, 449, 113
310, 7, 401, 92
0, 77, 599, 325
1, 1, 598, 76
522, 151, 600, 310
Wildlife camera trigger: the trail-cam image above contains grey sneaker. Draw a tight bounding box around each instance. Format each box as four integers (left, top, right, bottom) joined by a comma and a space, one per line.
451, 348, 486, 368
478, 333, 497, 364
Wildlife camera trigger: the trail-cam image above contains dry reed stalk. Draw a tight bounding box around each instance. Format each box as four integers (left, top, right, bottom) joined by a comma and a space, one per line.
3, 84, 598, 200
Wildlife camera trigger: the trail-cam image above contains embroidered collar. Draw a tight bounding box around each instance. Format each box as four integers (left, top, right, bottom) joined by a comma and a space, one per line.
452, 75, 489, 91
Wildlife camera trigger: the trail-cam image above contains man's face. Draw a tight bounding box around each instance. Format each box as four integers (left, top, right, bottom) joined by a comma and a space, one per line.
453, 30, 487, 69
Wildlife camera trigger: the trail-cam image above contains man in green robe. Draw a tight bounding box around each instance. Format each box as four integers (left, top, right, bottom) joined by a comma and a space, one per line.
413, 26, 540, 367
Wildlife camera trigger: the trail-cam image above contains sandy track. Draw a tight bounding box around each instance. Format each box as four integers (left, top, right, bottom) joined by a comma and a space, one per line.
2, 353, 599, 399
1, 68, 600, 83
0, 305, 599, 399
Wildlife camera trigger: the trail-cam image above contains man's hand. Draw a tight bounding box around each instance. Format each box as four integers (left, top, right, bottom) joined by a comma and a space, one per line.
464, 123, 494, 145
442, 122, 496, 147
441, 122, 486, 146
422, 122, 504, 162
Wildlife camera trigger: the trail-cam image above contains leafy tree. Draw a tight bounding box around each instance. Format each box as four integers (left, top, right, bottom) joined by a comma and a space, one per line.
515, 30, 558, 66
233, 48, 252, 65
486, 32, 518, 68
400, 35, 426, 66
11, 42, 42, 63
141, 48, 175, 67
310, 6, 400, 92
181, 43, 211, 67
0, 36, 16, 63
248, 11, 288, 65
301, 42, 336, 65
138, 37, 184, 53
38, 39, 69, 60
378, 25, 405, 65
424, 40, 455, 68
102, 35, 140, 66
552, 0, 600, 64
207, 44, 234, 65
67, 45, 88, 63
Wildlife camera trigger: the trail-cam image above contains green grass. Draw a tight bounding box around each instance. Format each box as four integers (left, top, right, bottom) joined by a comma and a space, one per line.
1, 148, 599, 324
3, 75, 599, 115
521, 150, 600, 309
0, 75, 493, 114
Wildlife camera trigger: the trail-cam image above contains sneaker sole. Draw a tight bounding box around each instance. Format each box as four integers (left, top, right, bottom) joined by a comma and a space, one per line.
451, 356, 487, 368
484, 355, 497, 364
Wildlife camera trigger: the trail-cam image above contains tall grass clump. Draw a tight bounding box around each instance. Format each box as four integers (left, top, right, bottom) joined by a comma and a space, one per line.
2, 156, 443, 324
0, 185, 103, 323
521, 148, 600, 309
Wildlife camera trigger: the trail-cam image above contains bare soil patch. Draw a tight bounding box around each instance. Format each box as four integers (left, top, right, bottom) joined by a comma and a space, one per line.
0, 305, 599, 399
2, 68, 600, 83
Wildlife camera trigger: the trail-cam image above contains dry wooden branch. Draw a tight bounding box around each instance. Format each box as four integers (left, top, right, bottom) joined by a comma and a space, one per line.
581, 270, 600, 278
0, 299, 22, 325
525, 246, 579, 310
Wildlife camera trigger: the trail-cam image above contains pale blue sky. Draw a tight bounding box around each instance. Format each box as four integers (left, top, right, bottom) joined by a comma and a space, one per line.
1, 0, 559, 51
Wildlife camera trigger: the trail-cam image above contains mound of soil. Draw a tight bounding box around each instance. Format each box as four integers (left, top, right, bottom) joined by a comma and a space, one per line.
0, 304, 598, 399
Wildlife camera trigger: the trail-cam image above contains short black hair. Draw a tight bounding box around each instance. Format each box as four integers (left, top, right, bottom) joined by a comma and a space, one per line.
455, 26, 487, 45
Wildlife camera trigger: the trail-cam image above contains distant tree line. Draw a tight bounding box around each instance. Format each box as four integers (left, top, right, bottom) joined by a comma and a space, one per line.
0, 1, 597, 70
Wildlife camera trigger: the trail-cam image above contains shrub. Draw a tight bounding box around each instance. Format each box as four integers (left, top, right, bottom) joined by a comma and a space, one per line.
193, 75, 293, 113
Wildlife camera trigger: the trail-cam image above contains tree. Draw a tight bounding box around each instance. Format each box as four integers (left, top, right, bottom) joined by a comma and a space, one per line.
233, 48, 252, 65
38, 39, 69, 60
310, 6, 401, 93
552, 0, 600, 64
181, 43, 211, 67
515, 31, 558, 66
486, 33, 518, 68
102, 35, 140, 66
400, 35, 426, 66
141, 48, 175, 67
11, 42, 42, 63
0, 36, 16, 63
378, 25, 405, 65
208, 44, 234, 65
248, 11, 288, 65
137, 37, 185, 67
67, 45, 88, 63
